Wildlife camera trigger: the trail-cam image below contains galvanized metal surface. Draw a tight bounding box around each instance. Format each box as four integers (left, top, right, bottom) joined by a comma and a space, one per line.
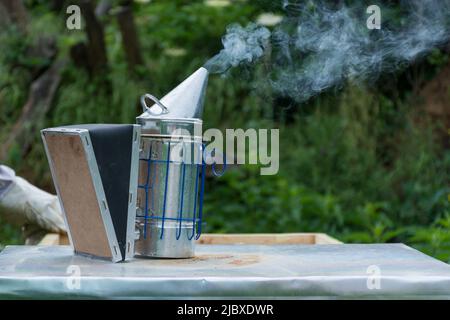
126, 125, 141, 260
135, 67, 208, 258
135, 222, 195, 258
1, 244, 450, 299
135, 136, 204, 258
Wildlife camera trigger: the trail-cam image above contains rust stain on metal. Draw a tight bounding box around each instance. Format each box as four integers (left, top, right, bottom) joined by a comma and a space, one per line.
191, 254, 234, 261
228, 255, 260, 266
192, 254, 260, 266
140, 253, 261, 267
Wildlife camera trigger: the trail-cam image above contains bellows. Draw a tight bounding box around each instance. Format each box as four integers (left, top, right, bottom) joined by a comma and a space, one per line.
42, 124, 140, 262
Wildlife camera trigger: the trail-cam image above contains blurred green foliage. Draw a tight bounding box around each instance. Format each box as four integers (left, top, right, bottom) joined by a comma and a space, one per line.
0, 0, 449, 262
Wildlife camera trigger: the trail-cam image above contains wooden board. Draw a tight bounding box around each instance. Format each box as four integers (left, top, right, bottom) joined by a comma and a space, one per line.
197, 233, 342, 245
38, 233, 61, 246
44, 133, 112, 258
40, 232, 341, 246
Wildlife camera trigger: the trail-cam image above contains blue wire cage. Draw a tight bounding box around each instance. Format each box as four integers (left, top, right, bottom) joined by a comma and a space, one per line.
134, 136, 225, 257
137, 140, 206, 240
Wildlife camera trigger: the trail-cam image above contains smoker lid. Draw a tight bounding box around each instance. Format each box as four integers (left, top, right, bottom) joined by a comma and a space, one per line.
137, 67, 208, 121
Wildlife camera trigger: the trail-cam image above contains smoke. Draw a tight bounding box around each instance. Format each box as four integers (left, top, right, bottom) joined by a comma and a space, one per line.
204, 23, 271, 74
204, 0, 450, 102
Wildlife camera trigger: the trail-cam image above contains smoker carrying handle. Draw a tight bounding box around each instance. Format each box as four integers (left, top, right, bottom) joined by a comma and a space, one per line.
140, 94, 170, 116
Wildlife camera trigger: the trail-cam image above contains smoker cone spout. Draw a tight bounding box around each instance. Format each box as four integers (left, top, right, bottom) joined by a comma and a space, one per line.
139, 67, 209, 120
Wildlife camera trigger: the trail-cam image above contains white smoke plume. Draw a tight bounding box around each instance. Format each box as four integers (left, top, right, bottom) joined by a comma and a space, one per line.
204, 0, 450, 102
204, 23, 271, 74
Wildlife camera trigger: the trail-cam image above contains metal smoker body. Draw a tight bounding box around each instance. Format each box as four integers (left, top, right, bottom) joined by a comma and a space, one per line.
135, 68, 208, 258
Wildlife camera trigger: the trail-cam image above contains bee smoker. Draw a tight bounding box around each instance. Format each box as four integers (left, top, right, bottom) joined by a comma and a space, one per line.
41, 67, 224, 262
134, 67, 215, 258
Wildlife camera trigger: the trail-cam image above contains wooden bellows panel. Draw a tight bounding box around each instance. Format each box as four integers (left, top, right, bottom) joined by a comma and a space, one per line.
43, 133, 112, 259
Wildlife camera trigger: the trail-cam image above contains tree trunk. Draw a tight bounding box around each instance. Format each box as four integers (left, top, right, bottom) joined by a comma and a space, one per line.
95, 0, 112, 17
0, 0, 28, 32
420, 60, 450, 127
70, 42, 89, 69
79, 0, 109, 76
116, 5, 143, 69
0, 60, 66, 161
50, 0, 68, 12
